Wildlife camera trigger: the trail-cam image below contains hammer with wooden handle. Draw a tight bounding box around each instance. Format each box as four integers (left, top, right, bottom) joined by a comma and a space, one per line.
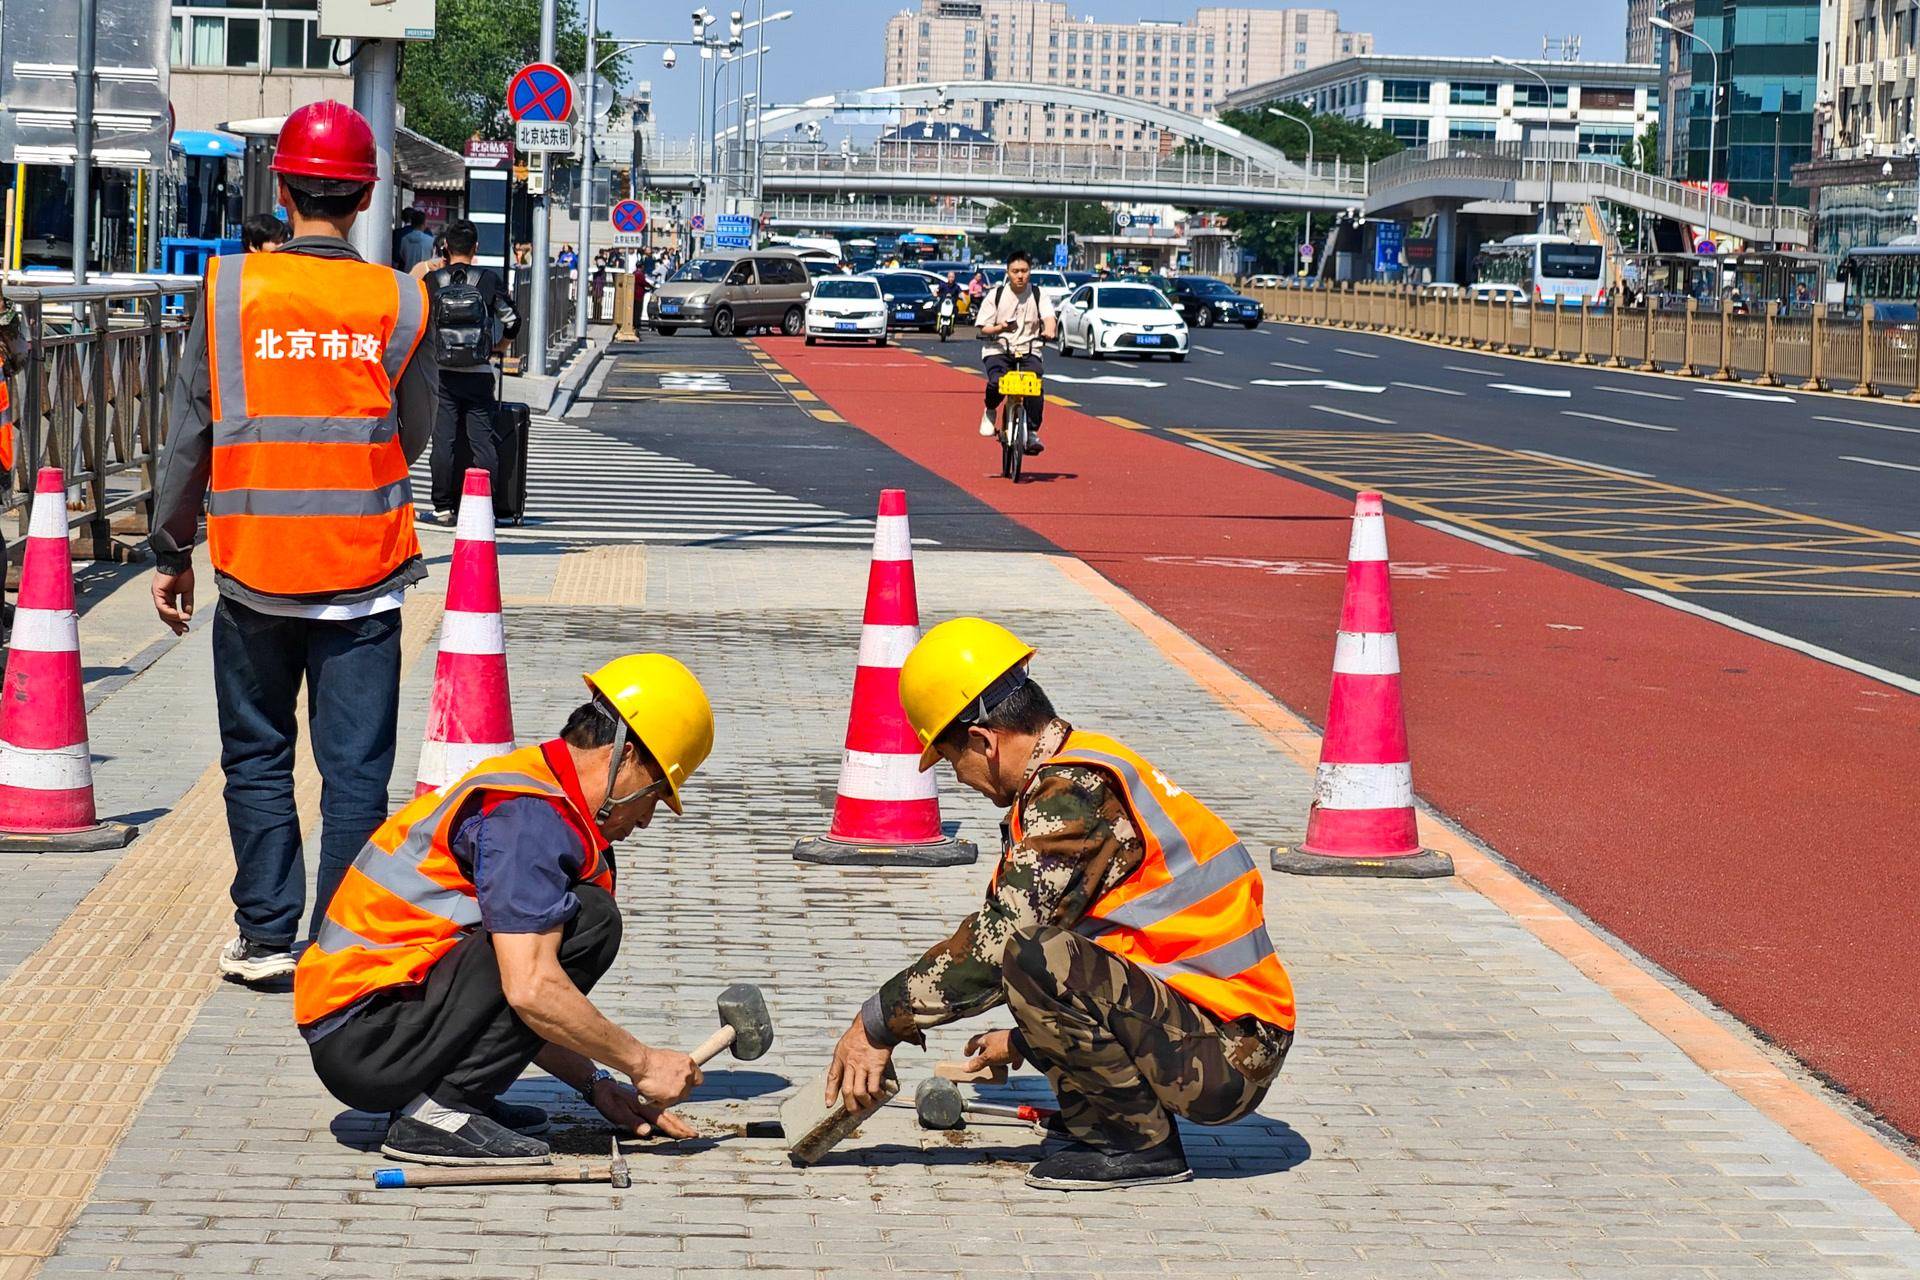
686, 982, 774, 1066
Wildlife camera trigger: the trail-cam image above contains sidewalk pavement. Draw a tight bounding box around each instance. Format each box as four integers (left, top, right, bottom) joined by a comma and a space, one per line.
2, 535, 1919, 1278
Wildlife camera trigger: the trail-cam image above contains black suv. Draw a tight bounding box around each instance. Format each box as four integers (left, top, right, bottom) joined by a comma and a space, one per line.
1168, 276, 1264, 329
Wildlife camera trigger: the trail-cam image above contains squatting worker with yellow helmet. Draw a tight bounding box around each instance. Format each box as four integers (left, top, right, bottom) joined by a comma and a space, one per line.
826, 620, 1296, 1192
294, 655, 714, 1167
149, 102, 439, 987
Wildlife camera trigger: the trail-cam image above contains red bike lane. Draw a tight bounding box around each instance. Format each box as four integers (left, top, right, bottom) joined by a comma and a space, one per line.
757, 335, 1920, 1137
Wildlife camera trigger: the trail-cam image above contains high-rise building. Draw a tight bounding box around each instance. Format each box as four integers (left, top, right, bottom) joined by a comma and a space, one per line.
1657, 0, 1695, 179
881, 2, 1372, 147
1684, 0, 1817, 206
1627, 0, 1656, 65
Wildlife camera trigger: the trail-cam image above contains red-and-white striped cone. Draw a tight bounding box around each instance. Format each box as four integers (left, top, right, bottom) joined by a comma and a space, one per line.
795, 489, 976, 867
416, 469, 515, 796
0, 468, 135, 850
1273, 491, 1451, 878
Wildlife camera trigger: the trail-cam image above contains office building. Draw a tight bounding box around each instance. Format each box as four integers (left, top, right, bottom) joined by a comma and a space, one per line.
1791, 0, 1920, 250
1658, 0, 1695, 179
881, 2, 1372, 146
1628, 0, 1657, 65
1683, 0, 1817, 205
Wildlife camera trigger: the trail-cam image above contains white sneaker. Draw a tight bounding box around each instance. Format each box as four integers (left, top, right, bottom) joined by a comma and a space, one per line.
979, 411, 997, 437
217, 935, 297, 983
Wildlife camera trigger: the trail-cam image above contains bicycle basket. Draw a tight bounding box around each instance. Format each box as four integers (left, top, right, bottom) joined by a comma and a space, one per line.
997, 370, 1043, 396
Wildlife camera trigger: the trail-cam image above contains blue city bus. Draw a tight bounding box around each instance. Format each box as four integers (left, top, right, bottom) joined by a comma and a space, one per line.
1838, 242, 1920, 323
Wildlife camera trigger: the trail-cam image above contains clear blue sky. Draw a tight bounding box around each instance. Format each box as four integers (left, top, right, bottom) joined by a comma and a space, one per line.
607, 0, 1626, 140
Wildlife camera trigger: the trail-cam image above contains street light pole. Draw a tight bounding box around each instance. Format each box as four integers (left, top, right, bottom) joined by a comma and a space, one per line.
573, 0, 599, 341
1494, 56, 1555, 235
752, 0, 766, 220
528, 0, 557, 377
1268, 104, 1315, 275
1651, 15, 1719, 255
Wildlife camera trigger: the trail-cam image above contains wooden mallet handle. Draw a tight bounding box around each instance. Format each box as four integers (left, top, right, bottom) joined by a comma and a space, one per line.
689, 1023, 737, 1066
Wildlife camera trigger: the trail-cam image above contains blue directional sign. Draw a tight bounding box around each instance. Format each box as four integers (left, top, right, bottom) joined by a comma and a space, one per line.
1052, 242, 1069, 268
1373, 221, 1406, 275
507, 63, 574, 123
715, 213, 755, 249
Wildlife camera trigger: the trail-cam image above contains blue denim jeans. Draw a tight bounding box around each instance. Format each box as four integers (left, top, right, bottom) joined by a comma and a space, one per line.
212, 598, 403, 949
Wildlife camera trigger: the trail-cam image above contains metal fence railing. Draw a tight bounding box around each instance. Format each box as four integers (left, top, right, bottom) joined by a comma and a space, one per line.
8, 278, 199, 559
1249, 282, 1920, 400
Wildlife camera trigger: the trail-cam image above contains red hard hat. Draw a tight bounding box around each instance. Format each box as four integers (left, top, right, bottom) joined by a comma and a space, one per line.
271, 101, 378, 184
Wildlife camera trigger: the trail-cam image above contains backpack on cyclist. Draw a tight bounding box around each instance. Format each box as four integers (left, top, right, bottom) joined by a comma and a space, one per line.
429, 265, 496, 370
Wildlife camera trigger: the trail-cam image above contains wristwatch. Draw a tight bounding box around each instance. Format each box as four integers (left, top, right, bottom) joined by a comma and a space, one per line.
579, 1067, 615, 1102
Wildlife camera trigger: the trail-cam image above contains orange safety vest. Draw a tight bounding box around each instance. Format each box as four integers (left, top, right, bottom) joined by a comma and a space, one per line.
293, 744, 613, 1027
1012, 730, 1296, 1032
0, 375, 14, 476
204, 250, 427, 596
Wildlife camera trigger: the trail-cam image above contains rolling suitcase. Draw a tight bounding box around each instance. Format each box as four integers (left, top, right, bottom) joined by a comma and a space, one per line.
492, 364, 530, 526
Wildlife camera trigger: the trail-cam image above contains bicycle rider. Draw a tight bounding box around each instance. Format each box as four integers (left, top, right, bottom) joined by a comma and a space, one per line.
976, 250, 1058, 456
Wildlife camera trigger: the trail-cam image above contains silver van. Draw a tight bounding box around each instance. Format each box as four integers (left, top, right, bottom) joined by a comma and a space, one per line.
651, 250, 812, 337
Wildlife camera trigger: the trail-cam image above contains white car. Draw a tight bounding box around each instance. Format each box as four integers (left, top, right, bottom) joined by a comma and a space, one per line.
1469, 282, 1528, 304
1249, 274, 1283, 288
1029, 270, 1073, 310
804, 276, 889, 345
1057, 282, 1189, 361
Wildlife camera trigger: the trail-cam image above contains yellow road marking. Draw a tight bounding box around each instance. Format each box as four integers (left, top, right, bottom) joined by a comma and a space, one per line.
773, 373, 798, 383
1045, 394, 1078, 407
791, 389, 819, 402
1101, 415, 1151, 430
810, 408, 845, 423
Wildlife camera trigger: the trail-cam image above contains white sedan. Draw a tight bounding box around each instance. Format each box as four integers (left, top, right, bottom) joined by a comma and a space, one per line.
1029, 270, 1073, 310
1056, 282, 1189, 361
804, 276, 890, 345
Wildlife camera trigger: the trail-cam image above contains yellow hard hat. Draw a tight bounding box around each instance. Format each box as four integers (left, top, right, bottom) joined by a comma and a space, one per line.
582, 654, 714, 814
898, 618, 1036, 771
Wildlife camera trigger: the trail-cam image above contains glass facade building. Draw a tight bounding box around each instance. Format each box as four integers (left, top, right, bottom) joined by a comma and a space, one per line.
1685, 0, 1818, 206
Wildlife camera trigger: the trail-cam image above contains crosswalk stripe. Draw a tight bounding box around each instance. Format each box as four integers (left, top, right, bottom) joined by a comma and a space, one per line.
410, 415, 922, 548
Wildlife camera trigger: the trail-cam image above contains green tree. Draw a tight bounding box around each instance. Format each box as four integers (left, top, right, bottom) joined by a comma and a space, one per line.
397, 0, 624, 153
982, 198, 1113, 264
1212, 107, 1403, 274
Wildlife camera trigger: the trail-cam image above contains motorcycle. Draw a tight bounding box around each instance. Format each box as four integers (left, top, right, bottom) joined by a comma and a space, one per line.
936, 295, 956, 342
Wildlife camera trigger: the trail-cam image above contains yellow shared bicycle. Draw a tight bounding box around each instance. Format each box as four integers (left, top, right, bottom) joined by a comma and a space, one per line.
994, 359, 1043, 484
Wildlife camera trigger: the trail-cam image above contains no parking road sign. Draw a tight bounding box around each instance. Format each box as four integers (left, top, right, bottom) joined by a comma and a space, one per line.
508, 62, 576, 152
609, 199, 648, 248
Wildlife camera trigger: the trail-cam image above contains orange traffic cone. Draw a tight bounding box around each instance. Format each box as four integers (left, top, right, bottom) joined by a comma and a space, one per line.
0, 468, 135, 850
795, 490, 976, 867
1272, 491, 1451, 878
416, 469, 515, 796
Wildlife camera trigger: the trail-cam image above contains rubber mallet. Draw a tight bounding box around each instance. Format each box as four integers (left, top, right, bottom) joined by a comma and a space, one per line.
912, 1076, 1057, 1131
687, 983, 775, 1066
374, 1135, 630, 1190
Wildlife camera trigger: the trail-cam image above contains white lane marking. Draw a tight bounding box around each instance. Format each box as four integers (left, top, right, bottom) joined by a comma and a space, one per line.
1270, 361, 1322, 373
1903, 531, 1920, 538
1492, 383, 1573, 399
1194, 344, 1226, 355
1417, 519, 1538, 556
1186, 441, 1275, 469
1695, 385, 1796, 403
1185, 376, 1241, 391
1518, 449, 1655, 478
1285, 336, 1311, 345
1250, 379, 1385, 393
1391, 381, 1465, 396
1562, 411, 1678, 433
1334, 347, 1380, 359
1629, 590, 1920, 697
1048, 373, 1167, 386
1841, 454, 1920, 473
1596, 385, 1684, 401
1445, 364, 1501, 375
1814, 414, 1920, 437
1312, 403, 1394, 425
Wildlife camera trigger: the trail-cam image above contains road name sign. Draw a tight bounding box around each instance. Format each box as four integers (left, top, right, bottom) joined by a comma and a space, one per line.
515, 120, 576, 153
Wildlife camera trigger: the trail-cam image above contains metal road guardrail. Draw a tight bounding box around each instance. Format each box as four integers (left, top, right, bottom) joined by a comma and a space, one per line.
7, 278, 198, 559
1367, 141, 1812, 246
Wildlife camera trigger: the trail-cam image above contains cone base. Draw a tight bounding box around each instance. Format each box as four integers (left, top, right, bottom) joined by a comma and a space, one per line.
793, 834, 979, 867
1270, 845, 1453, 879
0, 819, 139, 853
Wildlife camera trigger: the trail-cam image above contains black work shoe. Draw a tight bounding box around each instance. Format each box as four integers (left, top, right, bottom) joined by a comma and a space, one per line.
1023, 435, 1046, 456
482, 1097, 552, 1136
1024, 1130, 1191, 1191
379, 1112, 552, 1166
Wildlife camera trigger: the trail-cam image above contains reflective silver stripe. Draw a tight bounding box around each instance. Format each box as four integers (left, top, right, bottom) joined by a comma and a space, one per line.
1060, 745, 1199, 876
1141, 923, 1276, 985
1075, 841, 1256, 939
211, 255, 248, 420
311, 914, 421, 955
213, 415, 399, 446
383, 272, 426, 384
205, 478, 412, 518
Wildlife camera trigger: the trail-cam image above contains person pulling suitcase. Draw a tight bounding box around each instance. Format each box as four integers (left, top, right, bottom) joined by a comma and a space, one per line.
424, 221, 518, 525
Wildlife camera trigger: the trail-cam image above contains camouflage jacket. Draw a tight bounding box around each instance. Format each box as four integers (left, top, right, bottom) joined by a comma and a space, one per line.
863, 719, 1147, 1047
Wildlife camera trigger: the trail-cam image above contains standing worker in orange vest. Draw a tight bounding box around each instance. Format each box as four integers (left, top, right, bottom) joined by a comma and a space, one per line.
826, 619, 1297, 1191
149, 101, 438, 985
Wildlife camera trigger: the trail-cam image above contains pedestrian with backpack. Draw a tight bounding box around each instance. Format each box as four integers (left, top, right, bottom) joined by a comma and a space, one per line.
424, 220, 519, 524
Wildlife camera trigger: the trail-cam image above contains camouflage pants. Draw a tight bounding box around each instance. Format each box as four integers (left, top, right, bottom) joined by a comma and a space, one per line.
1002, 925, 1291, 1151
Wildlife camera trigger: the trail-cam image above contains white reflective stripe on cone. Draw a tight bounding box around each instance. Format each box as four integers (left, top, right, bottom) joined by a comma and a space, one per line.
418, 737, 514, 786
0, 739, 94, 792
871, 515, 912, 562
7, 606, 79, 654
835, 749, 938, 802
1347, 512, 1389, 563
437, 610, 506, 656
1311, 760, 1413, 811
1331, 630, 1400, 676
454, 501, 497, 543
856, 623, 919, 670
27, 493, 67, 540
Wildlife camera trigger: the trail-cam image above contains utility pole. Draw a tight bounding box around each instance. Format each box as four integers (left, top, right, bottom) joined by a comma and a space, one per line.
528, 0, 557, 377
752, 0, 766, 220
348, 39, 399, 265
72, 0, 99, 283
574, 0, 598, 341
